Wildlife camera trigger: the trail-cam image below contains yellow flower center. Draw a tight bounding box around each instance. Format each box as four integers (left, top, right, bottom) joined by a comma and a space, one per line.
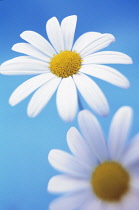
49, 50, 82, 78
91, 161, 130, 202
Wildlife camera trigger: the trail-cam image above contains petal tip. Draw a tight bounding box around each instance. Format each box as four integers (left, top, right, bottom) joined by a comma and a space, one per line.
124, 81, 130, 89
12, 44, 17, 51
128, 57, 133, 64
120, 78, 130, 89
48, 149, 57, 163
9, 97, 16, 106
57, 108, 76, 122
116, 106, 133, 120
100, 104, 110, 117
27, 108, 36, 118
20, 31, 25, 37
101, 109, 110, 117
47, 16, 57, 25
120, 106, 133, 113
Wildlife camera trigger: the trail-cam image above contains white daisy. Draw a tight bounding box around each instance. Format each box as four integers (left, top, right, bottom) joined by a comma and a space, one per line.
48, 106, 139, 210
1, 15, 132, 121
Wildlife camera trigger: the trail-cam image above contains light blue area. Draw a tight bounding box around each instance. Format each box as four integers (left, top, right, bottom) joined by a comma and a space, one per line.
0, 0, 139, 209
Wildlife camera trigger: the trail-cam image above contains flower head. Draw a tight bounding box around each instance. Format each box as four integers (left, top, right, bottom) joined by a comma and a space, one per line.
48, 107, 139, 210
1, 15, 132, 121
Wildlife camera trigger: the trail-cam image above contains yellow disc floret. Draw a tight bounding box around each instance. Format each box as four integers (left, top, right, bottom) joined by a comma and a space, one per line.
91, 161, 130, 202
49, 50, 82, 78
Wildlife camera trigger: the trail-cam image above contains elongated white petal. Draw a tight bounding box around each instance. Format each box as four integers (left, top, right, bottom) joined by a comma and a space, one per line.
73, 73, 109, 116
0, 57, 49, 75
49, 190, 92, 210
12, 43, 50, 62
9, 73, 55, 106
1, 56, 33, 66
56, 77, 78, 122
72, 32, 101, 53
81, 33, 115, 58
83, 51, 133, 64
78, 110, 108, 161
80, 64, 130, 88
46, 17, 64, 53
61, 15, 77, 51
48, 149, 92, 178
27, 76, 61, 117
108, 106, 133, 160
121, 133, 139, 169
67, 127, 97, 168
20, 30, 56, 56
48, 174, 89, 193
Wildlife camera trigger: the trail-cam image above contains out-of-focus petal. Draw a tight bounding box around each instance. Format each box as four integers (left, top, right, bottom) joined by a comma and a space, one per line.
78, 109, 108, 161
49, 190, 93, 210
48, 149, 92, 178
121, 133, 139, 170
48, 174, 89, 193
108, 106, 133, 160
67, 127, 97, 168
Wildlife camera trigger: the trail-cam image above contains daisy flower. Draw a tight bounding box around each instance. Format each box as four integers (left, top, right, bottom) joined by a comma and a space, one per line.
1, 15, 132, 121
48, 106, 139, 210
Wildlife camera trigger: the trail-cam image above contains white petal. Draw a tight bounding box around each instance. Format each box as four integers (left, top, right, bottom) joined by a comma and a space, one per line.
20, 30, 56, 56
72, 32, 102, 53
81, 199, 102, 210
121, 133, 139, 170
82, 51, 133, 64
101, 203, 125, 210
61, 15, 77, 51
49, 190, 92, 210
67, 127, 97, 168
46, 17, 64, 53
48, 174, 90, 193
78, 109, 108, 162
73, 73, 109, 116
130, 176, 139, 193
120, 190, 139, 210
81, 33, 115, 58
80, 64, 130, 88
108, 106, 133, 160
27, 76, 61, 117
1, 56, 32, 66
9, 73, 55, 106
48, 149, 92, 178
56, 77, 78, 122
12, 43, 50, 62
0, 57, 49, 75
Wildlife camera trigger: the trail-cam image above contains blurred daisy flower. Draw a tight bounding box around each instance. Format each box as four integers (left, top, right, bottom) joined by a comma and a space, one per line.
48, 107, 139, 210
1, 15, 132, 121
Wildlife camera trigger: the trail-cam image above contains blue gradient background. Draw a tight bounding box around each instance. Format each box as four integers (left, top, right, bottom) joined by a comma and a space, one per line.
0, 0, 139, 209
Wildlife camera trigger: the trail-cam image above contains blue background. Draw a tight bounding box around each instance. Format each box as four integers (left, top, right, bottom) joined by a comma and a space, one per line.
0, 0, 139, 209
